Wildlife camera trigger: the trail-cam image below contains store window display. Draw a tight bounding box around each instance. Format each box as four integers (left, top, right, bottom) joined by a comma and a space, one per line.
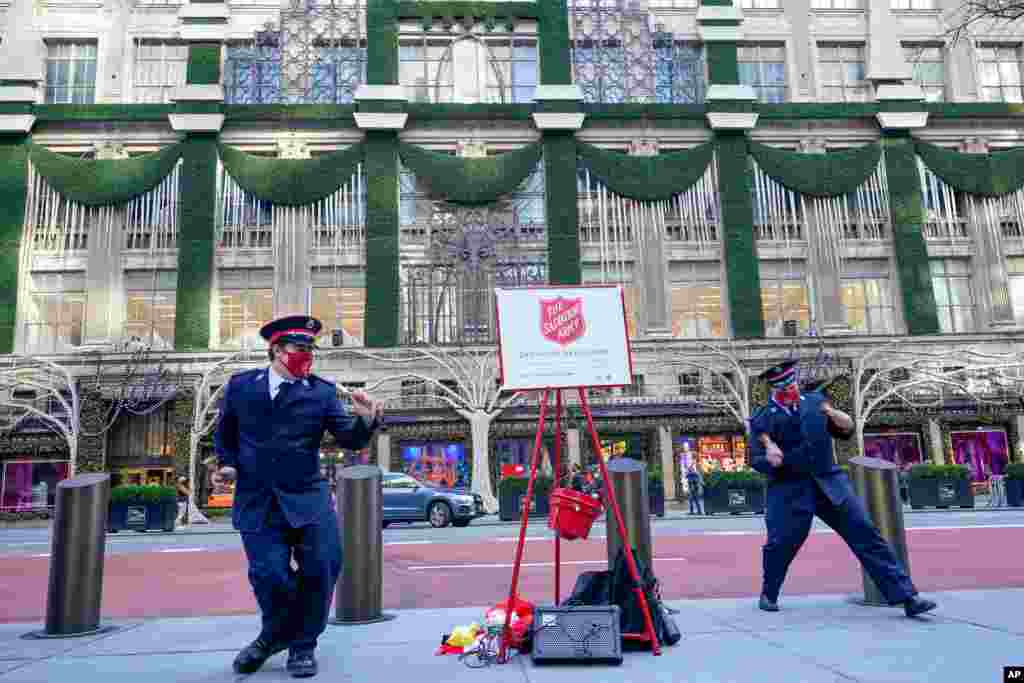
863, 433, 923, 470
675, 434, 747, 475
951, 429, 1010, 482
1, 460, 70, 511
401, 441, 470, 489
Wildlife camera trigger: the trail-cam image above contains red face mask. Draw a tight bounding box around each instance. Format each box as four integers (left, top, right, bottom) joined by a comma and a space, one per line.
280, 350, 314, 378
774, 383, 800, 407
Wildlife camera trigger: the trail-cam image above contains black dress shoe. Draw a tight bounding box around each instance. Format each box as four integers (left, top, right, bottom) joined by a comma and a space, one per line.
759, 594, 779, 612
233, 638, 288, 674
904, 596, 937, 618
287, 651, 318, 678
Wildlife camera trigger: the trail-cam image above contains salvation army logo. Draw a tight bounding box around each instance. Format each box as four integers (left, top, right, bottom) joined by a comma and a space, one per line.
540, 297, 586, 347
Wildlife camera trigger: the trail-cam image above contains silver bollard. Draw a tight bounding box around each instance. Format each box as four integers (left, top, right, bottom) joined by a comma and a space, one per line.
849, 456, 911, 607
331, 465, 395, 625
24, 473, 117, 639
605, 458, 653, 572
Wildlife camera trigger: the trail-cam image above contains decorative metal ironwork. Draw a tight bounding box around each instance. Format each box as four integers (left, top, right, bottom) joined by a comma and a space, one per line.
227, 0, 366, 105
570, 1, 704, 104
401, 202, 547, 345
570, 0, 655, 103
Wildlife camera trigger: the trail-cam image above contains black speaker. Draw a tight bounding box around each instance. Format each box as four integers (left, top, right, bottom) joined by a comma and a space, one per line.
530, 605, 622, 665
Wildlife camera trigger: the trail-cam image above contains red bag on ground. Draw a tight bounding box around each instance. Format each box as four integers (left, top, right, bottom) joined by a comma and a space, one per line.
485, 597, 535, 648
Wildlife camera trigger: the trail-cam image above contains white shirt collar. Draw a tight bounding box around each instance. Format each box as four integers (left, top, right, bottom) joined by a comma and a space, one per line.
268, 365, 294, 395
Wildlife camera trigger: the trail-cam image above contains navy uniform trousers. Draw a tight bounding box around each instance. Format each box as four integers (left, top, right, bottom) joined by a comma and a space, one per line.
240, 498, 342, 653
762, 476, 916, 605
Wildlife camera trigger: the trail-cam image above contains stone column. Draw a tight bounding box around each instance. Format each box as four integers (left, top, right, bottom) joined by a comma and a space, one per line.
657, 425, 674, 500
627, 140, 672, 338
83, 144, 129, 345
271, 141, 313, 319
566, 428, 581, 470
799, 138, 847, 332
928, 419, 945, 464
866, 0, 912, 89
376, 431, 391, 471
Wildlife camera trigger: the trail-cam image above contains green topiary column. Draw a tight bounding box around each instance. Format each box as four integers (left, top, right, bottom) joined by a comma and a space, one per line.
716, 132, 764, 339
174, 134, 217, 349
883, 133, 940, 335
363, 131, 400, 347
0, 135, 28, 353
544, 131, 581, 285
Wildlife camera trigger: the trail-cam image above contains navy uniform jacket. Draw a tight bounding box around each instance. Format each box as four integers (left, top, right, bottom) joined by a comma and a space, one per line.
748, 391, 855, 506
214, 368, 376, 532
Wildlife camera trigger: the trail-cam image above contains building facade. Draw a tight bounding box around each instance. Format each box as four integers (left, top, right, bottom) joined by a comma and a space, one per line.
1, 0, 1023, 514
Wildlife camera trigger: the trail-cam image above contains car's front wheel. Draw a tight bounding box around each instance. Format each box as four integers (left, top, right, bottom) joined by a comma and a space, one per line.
428, 501, 452, 528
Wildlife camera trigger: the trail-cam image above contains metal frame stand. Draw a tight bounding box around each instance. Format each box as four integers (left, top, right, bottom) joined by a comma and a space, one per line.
497, 387, 661, 662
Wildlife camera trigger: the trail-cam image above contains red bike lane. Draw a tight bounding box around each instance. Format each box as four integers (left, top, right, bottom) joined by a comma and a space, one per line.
1, 526, 1021, 623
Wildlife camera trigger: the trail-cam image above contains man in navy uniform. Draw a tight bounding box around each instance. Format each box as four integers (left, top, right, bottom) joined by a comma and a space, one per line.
749, 359, 936, 618
215, 315, 383, 677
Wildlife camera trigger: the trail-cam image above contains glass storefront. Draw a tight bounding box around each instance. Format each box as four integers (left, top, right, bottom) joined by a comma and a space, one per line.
400, 441, 469, 489
951, 429, 1010, 482
863, 432, 923, 470
1, 460, 70, 511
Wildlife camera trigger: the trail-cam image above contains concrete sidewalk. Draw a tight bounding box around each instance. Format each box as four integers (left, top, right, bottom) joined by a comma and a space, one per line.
1, 588, 1020, 682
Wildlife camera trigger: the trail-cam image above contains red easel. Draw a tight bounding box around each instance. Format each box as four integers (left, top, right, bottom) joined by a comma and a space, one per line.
497, 386, 661, 660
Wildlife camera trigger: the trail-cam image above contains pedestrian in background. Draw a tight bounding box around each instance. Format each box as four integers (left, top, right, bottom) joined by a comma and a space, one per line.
214, 315, 383, 678
686, 464, 704, 515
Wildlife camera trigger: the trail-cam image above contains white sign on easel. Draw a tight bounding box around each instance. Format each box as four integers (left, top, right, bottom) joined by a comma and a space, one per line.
495, 285, 633, 391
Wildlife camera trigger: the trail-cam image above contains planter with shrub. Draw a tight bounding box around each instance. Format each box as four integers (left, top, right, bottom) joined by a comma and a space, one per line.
703, 470, 766, 515
109, 485, 178, 532
1005, 463, 1024, 507
497, 476, 553, 521
907, 464, 973, 509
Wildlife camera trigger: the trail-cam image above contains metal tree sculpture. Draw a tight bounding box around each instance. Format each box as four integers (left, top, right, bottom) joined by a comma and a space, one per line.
854, 343, 1024, 458
662, 341, 752, 429
332, 345, 526, 513
0, 357, 81, 474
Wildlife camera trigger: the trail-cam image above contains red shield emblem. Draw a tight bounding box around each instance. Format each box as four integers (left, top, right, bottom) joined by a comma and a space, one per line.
540, 297, 586, 347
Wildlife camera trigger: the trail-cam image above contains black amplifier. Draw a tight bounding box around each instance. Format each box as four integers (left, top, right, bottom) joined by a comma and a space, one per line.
530, 605, 622, 665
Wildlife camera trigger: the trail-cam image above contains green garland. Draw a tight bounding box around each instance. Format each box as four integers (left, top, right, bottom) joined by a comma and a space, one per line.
748, 141, 881, 198
27, 142, 184, 206
34, 105, 173, 121
367, 0, 398, 85
539, 0, 572, 85
576, 140, 715, 202
915, 140, 1024, 196
0, 136, 28, 354
397, 141, 542, 205
174, 134, 218, 351
544, 131, 580, 285
186, 43, 221, 86
715, 132, 764, 339
216, 142, 364, 206
364, 132, 400, 347
883, 135, 940, 336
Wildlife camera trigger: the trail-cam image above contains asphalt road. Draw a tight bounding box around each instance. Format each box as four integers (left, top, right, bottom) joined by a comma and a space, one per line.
1, 508, 1022, 557
2, 519, 1023, 622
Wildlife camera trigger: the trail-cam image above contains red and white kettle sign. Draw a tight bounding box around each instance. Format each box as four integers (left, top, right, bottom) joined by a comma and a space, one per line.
540, 297, 586, 347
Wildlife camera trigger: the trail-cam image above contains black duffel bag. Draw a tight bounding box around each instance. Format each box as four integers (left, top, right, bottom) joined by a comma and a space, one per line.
560, 548, 681, 647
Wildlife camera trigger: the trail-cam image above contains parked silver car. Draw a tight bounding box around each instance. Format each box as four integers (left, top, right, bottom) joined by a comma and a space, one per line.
381, 473, 485, 528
